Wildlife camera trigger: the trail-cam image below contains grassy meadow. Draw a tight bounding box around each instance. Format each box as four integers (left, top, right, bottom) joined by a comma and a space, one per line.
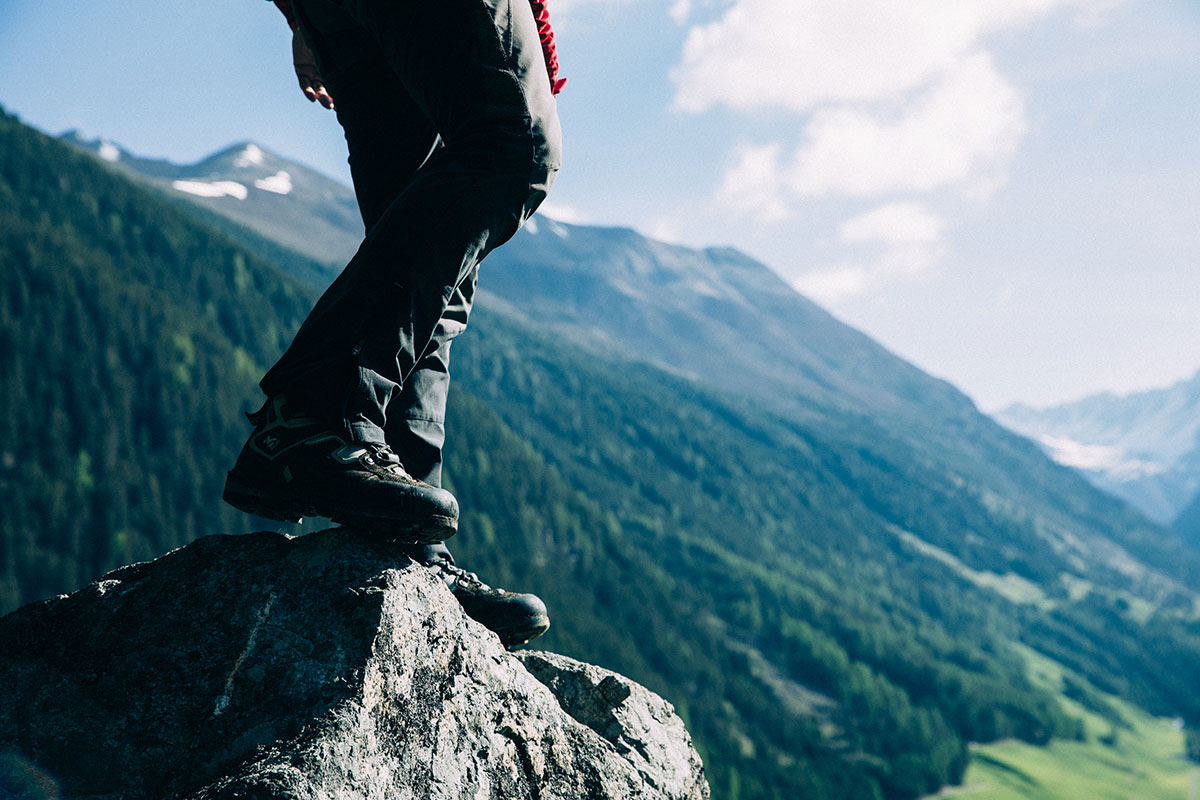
928, 645, 1196, 800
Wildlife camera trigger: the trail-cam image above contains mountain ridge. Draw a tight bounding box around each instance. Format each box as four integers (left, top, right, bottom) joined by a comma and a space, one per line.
61, 132, 361, 268
83, 134, 984, 428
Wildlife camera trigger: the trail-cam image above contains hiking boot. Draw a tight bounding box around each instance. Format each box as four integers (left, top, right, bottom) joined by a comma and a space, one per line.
426, 559, 550, 648
223, 396, 458, 542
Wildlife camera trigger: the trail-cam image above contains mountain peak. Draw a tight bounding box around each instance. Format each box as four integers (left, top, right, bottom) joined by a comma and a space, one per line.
195, 140, 285, 175
230, 141, 268, 167
60, 131, 362, 266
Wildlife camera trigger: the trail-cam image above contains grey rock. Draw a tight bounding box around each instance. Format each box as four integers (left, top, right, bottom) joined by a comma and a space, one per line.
0, 528, 708, 800
516, 652, 709, 800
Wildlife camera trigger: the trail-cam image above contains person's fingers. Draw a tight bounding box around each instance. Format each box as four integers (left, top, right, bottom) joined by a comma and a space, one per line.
291, 30, 333, 109
311, 83, 335, 110
298, 73, 335, 109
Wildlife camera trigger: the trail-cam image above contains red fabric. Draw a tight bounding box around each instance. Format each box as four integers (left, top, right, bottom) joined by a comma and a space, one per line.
272, 0, 563, 95
528, 0, 567, 95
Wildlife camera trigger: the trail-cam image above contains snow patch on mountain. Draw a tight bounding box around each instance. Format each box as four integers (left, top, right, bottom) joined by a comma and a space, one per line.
171, 179, 248, 200
996, 369, 1200, 523
254, 170, 293, 194
234, 143, 266, 168
98, 141, 120, 163
1036, 435, 1167, 480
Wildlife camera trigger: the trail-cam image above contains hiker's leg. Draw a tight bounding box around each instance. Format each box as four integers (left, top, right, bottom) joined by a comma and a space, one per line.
261, 0, 560, 446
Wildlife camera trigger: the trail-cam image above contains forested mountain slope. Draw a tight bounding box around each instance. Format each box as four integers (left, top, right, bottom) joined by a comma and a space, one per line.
7, 109, 1200, 799
0, 114, 316, 609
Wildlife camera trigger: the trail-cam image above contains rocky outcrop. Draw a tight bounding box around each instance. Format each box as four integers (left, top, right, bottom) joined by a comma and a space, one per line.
0, 528, 708, 800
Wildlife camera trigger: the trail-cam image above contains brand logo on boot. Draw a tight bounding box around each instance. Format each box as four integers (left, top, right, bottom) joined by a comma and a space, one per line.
262, 435, 281, 451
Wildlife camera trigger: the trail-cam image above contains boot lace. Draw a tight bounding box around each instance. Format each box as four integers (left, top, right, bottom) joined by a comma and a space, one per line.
361, 443, 411, 477
430, 560, 488, 592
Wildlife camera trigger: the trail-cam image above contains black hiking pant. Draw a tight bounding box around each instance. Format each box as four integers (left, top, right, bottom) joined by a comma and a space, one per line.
261, 0, 561, 504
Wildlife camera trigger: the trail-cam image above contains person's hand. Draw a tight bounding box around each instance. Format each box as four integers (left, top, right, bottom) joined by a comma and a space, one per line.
292, 30, 334, 110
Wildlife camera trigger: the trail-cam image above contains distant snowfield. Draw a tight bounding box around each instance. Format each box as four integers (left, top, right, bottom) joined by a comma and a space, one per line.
994, 369, 1200, 523
1037, 434, 1166, 480
234, 144, 266, 168
254, 171, 292, 195
171, 170, 291, 198
171, 180, 248, 200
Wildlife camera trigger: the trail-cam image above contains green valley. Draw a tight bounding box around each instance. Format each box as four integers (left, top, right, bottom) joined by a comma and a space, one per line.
931, 646, 1195, 800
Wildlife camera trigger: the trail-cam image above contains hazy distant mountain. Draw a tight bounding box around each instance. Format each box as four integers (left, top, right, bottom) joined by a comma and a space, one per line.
61, 132, 361, 269
995, 372, 1200, 526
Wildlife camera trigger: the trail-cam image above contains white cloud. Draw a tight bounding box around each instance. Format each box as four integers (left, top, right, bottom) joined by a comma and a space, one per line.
548, 0, 642, 17
839, 202, 946, 245
874, 241, 944, 278
687, 0, 1116, 215
537, 200, 589, 224
789, 53, 1026, 198
1037, 434, 1167, 478
648, 218, 686, 243
711, 54, 1025, 215
680, 0, 1124, 303
713, 142, 790, 221
669, 0, 693, 24
793, 247, 940, 303
794, 202, 948, 302
672, 0, 1120, 114
793, 263, 874, 303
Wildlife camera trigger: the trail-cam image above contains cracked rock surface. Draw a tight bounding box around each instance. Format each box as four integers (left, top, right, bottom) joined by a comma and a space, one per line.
0, 528, 709, 800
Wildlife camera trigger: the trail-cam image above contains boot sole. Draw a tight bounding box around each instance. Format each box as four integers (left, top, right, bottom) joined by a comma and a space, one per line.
500, 615, 551, 649
223, 477, 456, 544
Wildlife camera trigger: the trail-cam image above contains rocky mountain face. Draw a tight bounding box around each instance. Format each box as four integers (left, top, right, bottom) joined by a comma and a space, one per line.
0, 527, 708, 800
996, 371, 1200, 527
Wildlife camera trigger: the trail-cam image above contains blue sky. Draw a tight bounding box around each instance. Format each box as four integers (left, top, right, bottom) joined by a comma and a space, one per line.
2, 0, 1198, 410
